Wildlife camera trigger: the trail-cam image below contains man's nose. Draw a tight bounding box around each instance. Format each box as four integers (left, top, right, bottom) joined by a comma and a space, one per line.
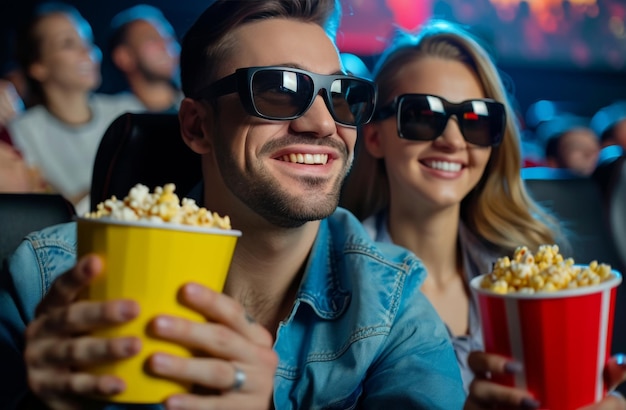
290, 94, 336, 137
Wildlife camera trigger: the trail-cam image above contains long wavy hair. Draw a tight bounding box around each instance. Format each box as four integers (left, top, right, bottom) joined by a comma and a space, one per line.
341, 20, 561, 253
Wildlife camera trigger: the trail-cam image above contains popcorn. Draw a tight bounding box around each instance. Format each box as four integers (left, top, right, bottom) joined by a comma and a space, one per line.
480, 244, 612, 294
85, 183, 231, 229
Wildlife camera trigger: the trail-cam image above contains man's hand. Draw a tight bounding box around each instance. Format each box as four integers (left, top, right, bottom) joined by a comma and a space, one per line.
25, 255, 141, 410
145, 283, 278, 410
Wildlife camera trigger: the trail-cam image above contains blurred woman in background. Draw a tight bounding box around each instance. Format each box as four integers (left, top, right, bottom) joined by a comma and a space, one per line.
5, 2, 139, 213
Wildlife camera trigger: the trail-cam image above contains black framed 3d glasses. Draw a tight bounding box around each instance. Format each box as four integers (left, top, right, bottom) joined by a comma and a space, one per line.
193, 66, 377, 127
373, 94, 506, 147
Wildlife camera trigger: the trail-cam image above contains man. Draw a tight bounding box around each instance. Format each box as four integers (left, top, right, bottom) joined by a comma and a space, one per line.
108, 5, 182, 113
0, 1, 465, 408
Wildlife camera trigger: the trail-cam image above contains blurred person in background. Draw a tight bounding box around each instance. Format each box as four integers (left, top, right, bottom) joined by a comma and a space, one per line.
591, 101, 626, 152
5, 2, 142, 213
0, 79, 24, 131
0, 141, 46, 193
0, 64, 46, 194
538, 114, 600, 176
108, 4, 182, 113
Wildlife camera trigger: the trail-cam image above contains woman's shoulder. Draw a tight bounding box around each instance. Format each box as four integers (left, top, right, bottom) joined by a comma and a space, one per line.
8, 105, 48, 130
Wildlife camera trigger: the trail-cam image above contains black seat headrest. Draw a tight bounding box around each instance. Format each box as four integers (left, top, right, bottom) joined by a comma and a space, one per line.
90, 113, 202, 210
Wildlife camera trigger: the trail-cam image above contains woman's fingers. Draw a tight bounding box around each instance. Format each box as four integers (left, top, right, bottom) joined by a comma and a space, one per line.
467, 350, 514, 377
465, 351, 539, 409
605, 354, 626, 390
467, 377, 540, 408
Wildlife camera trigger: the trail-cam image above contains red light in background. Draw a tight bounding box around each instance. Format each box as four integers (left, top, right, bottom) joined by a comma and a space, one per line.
337, 0, 432, 55
386, 0, 432, 31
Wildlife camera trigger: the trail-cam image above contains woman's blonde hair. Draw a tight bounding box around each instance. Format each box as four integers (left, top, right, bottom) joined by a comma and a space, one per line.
341, 20, 560, 253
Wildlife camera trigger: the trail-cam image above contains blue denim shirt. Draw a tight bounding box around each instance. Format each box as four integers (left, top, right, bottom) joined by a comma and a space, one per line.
362, 210, 502, 394
0, 208, 464, 409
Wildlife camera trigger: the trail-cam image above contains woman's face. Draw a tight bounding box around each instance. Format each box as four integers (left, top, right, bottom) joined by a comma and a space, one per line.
30, 13, 100, 91
365, 56, 493, 212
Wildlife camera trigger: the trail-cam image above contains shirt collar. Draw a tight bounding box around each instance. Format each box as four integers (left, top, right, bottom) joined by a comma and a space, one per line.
188, 181, 350, 321
294, 216, 351, 320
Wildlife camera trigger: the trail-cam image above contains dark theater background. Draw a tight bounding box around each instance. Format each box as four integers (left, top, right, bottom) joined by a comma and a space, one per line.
1, 0, 626, 127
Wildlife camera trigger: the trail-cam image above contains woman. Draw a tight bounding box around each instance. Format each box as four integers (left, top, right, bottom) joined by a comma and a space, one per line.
6, 3, 140, 213
341, 20, 626, 408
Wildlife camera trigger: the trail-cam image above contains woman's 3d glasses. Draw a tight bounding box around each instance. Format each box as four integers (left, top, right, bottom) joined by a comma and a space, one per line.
194, 66, 377, 127
373, 94, 506, 147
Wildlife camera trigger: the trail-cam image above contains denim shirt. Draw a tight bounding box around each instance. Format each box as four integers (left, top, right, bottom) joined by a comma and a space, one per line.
362, 210, 502, 393
1, 207, 465, 409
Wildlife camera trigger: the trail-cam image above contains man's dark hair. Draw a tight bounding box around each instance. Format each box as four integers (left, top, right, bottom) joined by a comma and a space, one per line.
180, 0, 340, 98
108, 4, 175, 55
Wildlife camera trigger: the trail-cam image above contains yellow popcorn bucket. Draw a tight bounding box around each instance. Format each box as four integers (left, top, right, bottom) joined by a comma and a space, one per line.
77, 217, 241, 404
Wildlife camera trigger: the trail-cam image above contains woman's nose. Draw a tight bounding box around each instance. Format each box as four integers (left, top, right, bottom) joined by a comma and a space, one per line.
434, 117, 466, 149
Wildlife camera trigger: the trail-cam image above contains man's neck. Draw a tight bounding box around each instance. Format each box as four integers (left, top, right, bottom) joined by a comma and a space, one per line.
223, 220, 321, 337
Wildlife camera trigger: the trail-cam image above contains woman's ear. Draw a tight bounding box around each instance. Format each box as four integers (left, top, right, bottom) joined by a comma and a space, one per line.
179, 98, 213, 155
362, 122, 385, 158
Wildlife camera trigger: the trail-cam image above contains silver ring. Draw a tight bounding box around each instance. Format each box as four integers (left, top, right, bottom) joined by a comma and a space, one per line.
231, 365, 246, 391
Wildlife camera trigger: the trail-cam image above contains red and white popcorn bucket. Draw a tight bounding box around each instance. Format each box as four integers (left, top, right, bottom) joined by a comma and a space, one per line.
470, 270, 622, 410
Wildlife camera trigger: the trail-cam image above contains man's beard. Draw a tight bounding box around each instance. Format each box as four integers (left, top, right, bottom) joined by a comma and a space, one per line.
137, 59, 176, 85
214, 134, 352, 228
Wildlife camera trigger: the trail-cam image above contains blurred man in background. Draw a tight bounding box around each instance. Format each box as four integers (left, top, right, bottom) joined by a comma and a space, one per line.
108, 4, 182, 113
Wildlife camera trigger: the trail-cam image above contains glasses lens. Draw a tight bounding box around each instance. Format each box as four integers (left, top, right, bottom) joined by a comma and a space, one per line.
398, 95, 447, 140
250, 70, 313, 119
329, 78, 374, 126
458, 101, 505, 147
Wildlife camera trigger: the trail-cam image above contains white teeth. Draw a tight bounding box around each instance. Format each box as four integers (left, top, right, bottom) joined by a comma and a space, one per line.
427, 161, 462, 172
281, 153, 329, 165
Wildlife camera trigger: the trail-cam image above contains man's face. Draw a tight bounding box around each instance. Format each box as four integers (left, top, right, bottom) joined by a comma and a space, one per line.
205, 19, 356, 228
124, 19, 179, 82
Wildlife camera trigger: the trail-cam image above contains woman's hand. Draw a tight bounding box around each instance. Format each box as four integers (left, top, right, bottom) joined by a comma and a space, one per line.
145, 283, 279, 410
464, 351, 539, 409
465, 352, 626, 410
24, 255, 142, 410
579, 354, 626, 410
